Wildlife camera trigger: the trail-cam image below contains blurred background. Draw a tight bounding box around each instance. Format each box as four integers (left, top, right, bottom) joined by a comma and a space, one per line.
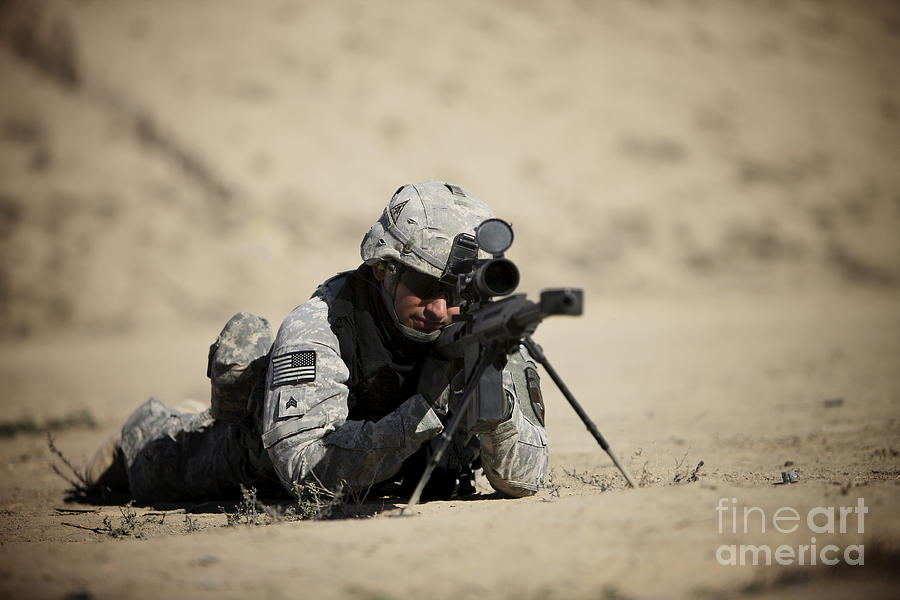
0, 0, 898, 339
1, 7, 899, 596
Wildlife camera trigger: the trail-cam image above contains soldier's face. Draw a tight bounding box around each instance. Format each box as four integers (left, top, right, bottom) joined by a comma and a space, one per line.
374, 266, 461, 333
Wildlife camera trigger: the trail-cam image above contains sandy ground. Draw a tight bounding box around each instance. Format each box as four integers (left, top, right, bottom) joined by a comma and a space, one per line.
1, 290, 899, 599
1, 1, 899, 599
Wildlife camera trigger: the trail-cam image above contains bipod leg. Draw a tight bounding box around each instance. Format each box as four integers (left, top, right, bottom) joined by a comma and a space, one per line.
522, 336, 637, 488
401, 345, 497, 515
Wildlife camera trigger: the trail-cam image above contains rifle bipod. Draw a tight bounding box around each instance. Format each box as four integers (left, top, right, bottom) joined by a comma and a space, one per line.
521, 336, 638, 490
401, 336, 636, 515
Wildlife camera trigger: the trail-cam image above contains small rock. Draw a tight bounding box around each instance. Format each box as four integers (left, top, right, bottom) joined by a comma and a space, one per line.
194, 554, 221, 567
781, 469, 800, 484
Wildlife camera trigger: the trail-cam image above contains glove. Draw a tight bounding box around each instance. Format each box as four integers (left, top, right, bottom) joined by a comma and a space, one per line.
417, 357, 456, 417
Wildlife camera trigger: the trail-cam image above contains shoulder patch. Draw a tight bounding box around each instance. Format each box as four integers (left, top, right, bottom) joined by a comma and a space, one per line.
525, 366, 544, 426
271, 351, 316, 387
275, 388, 305, 420
389, 200, 409, 224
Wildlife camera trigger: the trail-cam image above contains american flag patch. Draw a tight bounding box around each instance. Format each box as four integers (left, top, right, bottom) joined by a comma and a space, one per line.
271, 351, 316, 387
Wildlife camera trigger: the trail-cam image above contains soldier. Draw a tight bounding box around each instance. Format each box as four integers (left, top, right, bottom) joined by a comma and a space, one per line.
87, 180, 548, 504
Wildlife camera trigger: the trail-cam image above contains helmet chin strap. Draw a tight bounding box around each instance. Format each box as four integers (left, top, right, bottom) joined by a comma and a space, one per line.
379, 262, 441, 343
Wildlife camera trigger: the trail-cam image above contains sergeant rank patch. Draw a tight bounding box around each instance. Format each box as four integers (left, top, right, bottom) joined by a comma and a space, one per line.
271, 351, 316, 387
276, 389, 303, 420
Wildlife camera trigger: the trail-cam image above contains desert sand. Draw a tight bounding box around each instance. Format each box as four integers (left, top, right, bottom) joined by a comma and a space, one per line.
1, 1, 898, 598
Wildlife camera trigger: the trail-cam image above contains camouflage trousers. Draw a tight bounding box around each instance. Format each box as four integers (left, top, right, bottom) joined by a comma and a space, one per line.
119, 397, 282, 504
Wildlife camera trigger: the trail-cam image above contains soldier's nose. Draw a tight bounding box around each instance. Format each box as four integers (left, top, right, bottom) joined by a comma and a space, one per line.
424, 296, 448, 321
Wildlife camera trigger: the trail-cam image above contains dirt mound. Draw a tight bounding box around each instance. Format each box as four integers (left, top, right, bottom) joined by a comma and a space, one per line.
1, 0, 899, 339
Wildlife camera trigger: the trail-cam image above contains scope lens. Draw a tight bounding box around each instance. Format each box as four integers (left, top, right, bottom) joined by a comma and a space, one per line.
477, 258, 519, 297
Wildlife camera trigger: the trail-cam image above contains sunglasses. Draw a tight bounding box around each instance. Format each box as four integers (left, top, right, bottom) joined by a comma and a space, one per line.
399, 268, 462, 305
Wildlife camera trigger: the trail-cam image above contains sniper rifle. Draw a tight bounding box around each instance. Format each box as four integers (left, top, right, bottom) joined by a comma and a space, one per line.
402, 219, 636, 513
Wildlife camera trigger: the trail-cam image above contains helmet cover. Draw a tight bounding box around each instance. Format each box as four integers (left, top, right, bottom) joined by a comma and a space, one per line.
360, 180, 494, 278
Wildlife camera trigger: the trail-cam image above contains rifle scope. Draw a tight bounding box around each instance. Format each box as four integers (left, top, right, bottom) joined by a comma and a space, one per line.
468, 258, 519, 298
447, 219, 521, 302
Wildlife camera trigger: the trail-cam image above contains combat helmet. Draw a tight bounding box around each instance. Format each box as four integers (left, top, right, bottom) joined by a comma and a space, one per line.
361, 179, 494, 278
361, 179, 494, 341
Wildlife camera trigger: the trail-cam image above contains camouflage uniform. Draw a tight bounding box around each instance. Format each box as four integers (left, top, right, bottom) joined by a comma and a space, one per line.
262, 271, 549, 499
114, 180, 549, 503
119, 312, 282, 503
118, 397, 277, 502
